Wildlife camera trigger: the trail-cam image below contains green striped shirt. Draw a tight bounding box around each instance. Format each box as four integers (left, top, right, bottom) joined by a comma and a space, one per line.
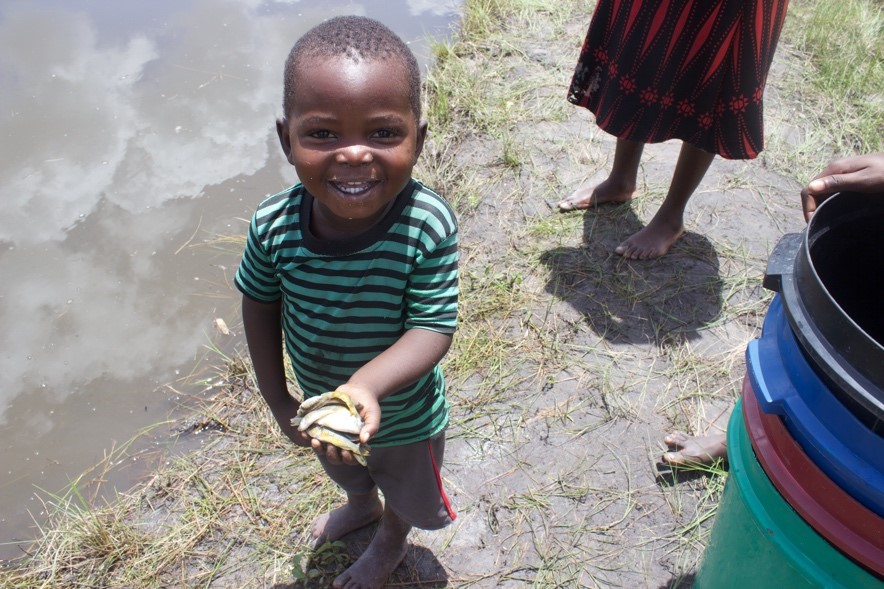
235, 179, 458, 446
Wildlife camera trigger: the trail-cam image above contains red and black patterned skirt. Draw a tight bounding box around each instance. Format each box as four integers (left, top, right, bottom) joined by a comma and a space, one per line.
568, 0, 789, 159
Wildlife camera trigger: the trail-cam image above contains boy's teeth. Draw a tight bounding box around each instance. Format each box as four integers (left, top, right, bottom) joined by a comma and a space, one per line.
335, 181, 372, 194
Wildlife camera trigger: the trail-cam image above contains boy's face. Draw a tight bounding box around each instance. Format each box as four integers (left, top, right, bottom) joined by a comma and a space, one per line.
277, 56, 427, 238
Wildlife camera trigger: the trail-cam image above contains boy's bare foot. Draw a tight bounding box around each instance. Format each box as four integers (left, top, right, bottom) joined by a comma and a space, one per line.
333, 507, 410, 589
662, 431, 727, 466
311, 490, 385, 547
614, 215, 683, 260
557, 178, 636, 211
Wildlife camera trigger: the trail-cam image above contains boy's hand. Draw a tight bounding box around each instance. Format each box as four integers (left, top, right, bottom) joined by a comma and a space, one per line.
334, 383, 382, 443
308, 329, 452, 465
282, 421, 314, 448
271, 401, 313, 449
309, 382, 381, 466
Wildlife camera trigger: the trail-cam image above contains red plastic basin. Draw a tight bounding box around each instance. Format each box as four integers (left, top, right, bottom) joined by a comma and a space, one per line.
742, 374, 884, 577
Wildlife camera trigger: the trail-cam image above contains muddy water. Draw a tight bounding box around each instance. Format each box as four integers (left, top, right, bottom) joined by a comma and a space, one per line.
0, 0, 461, 559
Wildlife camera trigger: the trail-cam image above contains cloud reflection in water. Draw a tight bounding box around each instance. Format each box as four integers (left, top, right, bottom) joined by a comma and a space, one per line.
0, 0, 461, 553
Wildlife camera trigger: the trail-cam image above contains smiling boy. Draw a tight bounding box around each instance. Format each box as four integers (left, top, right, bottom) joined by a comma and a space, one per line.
234, 16, 458, 589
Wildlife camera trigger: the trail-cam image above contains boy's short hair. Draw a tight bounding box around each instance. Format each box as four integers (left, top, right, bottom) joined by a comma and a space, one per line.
283, 16, 422, 120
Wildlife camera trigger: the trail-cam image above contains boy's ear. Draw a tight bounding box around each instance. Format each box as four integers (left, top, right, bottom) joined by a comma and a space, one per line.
414, 119, 428, 163
276, 117, 294, 163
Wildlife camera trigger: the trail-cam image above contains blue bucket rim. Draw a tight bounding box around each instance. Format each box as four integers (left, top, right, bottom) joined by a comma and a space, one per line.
747, 295, 884, 516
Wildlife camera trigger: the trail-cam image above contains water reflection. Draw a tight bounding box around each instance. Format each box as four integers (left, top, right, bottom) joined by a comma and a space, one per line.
0, 0, 460, 557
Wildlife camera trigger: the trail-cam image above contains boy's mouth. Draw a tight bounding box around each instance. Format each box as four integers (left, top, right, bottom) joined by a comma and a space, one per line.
330, 180, 379, 195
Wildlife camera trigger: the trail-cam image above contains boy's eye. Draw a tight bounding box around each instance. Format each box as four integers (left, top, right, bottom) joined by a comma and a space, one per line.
372, 129, 398, 139
308, 130, 333, 139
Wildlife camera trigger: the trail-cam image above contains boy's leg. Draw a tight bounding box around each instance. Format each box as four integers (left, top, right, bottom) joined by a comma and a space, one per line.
368, 432, 456, 529
332, 504, 411, 589
615, 141, 714, 259
331, 432, 455, 589
313, 458, 384, 546
311, 487, 385, 546
558, 138, 644, 211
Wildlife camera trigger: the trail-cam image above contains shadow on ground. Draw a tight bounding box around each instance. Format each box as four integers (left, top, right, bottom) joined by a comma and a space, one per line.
657, 572, 697, 588
654, 460, 729, 488
274, 525, 449, 589
541, 204, 723, 345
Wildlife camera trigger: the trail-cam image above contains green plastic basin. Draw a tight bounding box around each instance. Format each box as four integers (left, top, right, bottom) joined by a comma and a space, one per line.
694, 399, 882, 588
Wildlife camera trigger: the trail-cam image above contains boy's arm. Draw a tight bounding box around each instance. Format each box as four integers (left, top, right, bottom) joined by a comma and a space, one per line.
339, 327, 452, 434
313, 328, 451, 466
241, 294, 309, 447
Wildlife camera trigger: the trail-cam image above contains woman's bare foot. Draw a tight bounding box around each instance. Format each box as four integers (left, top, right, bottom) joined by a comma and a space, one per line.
662, 431, 727, 466
614, 140, 713, 259
557, 177, 637, 211
311, 489, 385, 547
333, 506, 410, 589
614, 215, 684, 260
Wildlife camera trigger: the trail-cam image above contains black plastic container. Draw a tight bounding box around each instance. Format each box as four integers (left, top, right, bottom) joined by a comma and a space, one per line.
764, 191, 884, 433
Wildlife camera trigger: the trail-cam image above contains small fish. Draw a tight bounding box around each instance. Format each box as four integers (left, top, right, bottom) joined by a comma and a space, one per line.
306, 425, 370, 466
294, 404, 362, 435
292, 389, 370, 463
298, 390, 360, 415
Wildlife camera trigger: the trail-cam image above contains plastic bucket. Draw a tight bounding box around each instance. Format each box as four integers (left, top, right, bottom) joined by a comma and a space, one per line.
742, 375, 884, 575
747, 295, 884, 516
693, 399, 882, 589
763, 191, 884, 431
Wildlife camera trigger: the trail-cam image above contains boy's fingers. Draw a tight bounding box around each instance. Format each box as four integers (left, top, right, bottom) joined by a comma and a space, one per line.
351, 398, 381, 441
307, 438, 364, 465
360, 410, 381, 443
338, 449, 359, 466
310, 438, 337, 464
324, 444, 344, 465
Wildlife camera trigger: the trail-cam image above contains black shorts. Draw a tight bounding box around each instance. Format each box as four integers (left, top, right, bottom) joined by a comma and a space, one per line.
317, 431, 456, 530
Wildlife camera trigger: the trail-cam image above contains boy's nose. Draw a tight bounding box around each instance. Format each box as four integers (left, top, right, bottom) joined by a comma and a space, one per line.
335, 144, 373, 166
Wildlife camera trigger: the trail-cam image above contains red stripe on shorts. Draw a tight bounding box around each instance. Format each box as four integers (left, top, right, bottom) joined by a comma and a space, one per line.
427, 440, 457, 521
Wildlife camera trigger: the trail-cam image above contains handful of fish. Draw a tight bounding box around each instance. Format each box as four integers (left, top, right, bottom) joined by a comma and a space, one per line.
291, 390, 370, 466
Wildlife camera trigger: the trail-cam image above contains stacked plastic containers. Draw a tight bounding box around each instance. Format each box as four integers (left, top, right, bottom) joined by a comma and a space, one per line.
695, 192, 884, 588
